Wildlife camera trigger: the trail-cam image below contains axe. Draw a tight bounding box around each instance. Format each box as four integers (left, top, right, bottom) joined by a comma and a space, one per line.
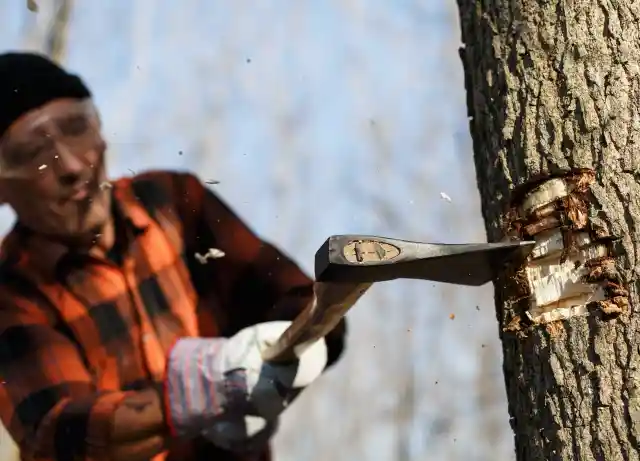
261, 235, 535, 362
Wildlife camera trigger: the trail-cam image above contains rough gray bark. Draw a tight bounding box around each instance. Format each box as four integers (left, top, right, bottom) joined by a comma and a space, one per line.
456, 0, 640, 460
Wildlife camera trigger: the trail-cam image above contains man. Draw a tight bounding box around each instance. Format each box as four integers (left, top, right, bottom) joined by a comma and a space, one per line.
0, 52, 346, 461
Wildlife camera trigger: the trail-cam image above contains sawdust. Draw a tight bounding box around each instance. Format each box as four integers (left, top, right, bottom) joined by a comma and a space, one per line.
596, 297, 628, 316
523, 215, 561, 236
561, 194, 589, 230
503, 315, 522, 332
545, 320, 565, 338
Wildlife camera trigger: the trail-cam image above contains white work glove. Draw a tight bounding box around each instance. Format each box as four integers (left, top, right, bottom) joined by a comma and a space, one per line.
164, 321, 328, 451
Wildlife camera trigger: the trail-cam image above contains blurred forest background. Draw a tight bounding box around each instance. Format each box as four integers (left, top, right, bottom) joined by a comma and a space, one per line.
0, 1, 514, 460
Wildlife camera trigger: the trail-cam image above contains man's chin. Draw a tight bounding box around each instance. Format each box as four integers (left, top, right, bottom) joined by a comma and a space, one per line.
51, 197, 111, 242
65, 214, 109, 240
44, 221, 103, 243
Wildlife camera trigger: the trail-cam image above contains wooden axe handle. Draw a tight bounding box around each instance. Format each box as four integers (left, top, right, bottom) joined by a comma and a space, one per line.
261, 281, 371, 362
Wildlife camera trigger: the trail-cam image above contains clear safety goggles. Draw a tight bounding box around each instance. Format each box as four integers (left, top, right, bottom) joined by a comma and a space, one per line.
0, 99, 102, 178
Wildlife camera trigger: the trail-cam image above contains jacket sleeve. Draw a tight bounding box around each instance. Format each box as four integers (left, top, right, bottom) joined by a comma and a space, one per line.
0, 289, 130, 461
174, 171, 347, 367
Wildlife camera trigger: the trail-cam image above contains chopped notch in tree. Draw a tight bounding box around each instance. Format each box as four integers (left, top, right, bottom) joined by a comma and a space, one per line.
503, 170, 627, 330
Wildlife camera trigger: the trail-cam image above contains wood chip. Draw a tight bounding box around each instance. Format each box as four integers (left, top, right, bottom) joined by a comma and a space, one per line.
440, 192, 452, 202
195, 248, 225, 264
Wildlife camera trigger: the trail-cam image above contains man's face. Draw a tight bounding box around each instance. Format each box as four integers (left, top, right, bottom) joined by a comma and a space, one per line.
0, 98, 111, 240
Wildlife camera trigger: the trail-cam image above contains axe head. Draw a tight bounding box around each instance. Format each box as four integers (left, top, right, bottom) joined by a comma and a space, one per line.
315, 235, 535, 286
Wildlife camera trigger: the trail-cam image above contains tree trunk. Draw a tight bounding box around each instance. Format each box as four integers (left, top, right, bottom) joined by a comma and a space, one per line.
456, 0, 640, 460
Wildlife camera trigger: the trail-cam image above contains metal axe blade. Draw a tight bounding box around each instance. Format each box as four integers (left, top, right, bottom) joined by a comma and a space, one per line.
315, 235, 535, 286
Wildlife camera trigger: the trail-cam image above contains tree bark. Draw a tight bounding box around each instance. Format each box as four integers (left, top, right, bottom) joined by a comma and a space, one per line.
456, 0, 640, 460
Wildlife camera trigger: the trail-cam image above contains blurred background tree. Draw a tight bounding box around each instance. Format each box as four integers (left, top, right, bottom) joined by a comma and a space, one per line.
1, 2, 513, 460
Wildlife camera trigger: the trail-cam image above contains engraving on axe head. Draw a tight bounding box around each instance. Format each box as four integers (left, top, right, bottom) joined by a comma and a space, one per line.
315, 235, 536, 286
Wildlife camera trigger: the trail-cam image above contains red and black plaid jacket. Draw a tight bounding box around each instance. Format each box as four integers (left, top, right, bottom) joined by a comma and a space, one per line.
0, 170, 345, 461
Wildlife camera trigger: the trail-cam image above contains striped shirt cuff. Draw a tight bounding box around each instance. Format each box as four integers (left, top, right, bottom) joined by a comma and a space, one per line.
164, 337, 228, 439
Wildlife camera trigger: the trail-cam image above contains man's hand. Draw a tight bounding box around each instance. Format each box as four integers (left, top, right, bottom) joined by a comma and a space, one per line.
164, 321, 328, 449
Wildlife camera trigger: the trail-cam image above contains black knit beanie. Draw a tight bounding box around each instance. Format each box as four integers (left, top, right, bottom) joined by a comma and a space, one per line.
0, 52, 92, 138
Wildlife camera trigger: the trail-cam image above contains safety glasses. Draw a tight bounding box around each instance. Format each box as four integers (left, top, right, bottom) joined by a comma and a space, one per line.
0, 99, 102, 178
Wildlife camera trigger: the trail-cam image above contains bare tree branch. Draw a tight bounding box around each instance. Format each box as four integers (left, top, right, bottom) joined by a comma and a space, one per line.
45, 0, 74, 63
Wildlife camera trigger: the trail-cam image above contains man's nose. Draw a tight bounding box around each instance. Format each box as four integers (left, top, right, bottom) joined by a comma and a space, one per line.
53, 141, 86, 175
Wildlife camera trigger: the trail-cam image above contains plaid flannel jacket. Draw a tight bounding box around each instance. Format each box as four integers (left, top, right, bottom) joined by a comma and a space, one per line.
0, 170, 345, 461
